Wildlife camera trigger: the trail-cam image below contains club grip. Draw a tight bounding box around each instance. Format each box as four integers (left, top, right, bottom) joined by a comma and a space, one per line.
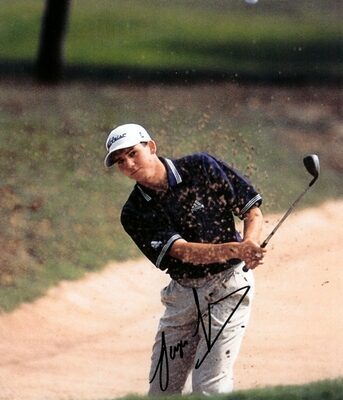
242, 241, 267, 272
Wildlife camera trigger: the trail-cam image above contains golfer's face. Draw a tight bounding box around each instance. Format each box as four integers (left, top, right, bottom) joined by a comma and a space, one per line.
115, 143, 154, 181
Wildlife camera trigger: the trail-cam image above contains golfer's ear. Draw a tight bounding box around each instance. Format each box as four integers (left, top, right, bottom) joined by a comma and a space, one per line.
148, 140, 157, 155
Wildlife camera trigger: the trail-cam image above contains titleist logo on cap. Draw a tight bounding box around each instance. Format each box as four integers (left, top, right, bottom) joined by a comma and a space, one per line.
107, 133, 127, 150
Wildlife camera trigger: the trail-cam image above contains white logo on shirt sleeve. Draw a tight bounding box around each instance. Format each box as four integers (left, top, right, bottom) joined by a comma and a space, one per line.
151, 241, 163, 250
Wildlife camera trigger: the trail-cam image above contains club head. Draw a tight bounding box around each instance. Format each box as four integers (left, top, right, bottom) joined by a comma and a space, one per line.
303, 154, 320, 186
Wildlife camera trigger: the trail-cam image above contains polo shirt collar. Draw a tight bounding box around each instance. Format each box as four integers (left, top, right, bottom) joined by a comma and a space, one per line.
136, 157, 182, 202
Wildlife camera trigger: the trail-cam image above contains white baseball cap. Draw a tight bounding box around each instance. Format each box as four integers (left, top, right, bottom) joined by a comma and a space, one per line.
104, 123, 152, 167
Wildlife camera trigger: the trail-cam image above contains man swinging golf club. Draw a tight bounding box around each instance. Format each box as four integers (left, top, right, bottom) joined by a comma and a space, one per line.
104, 123, 266, 395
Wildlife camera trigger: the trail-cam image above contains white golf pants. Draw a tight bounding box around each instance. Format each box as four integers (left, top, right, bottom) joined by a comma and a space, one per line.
148, 264, 254, 395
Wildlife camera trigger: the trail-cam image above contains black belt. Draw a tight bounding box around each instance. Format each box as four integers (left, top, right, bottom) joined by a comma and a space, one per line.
169, 258, 242, 281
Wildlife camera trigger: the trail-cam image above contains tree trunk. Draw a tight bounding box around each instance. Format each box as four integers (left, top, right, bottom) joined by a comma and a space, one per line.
36, 0, 71, 83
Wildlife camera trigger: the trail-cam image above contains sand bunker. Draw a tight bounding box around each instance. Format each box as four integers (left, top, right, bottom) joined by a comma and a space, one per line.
0, 200, 342, 400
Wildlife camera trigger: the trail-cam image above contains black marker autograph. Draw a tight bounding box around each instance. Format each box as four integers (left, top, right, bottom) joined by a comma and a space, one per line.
149, 331, 189, 391
149, 284, 250, 391
193, 285, 250, 369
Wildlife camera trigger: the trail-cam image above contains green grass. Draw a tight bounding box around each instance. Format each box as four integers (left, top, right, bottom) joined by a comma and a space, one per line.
0, 0, 341, 79
0, 81, 341, 311
0, 0, 342, 311
117, 378, 343, 400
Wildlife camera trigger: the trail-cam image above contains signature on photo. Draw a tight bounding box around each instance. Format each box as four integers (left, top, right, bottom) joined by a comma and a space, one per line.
149, 285, 251, 391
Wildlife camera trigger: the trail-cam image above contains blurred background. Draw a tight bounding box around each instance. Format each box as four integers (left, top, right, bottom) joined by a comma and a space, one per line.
0, 0, 342, 311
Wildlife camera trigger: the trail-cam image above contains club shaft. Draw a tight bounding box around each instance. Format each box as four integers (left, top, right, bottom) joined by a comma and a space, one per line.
242, 154, 319, 272
242, 183, 311, 272
261, 184, 311, 247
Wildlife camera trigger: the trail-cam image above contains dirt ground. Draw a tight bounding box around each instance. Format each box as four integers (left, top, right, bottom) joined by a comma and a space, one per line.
0, 200, 342, 400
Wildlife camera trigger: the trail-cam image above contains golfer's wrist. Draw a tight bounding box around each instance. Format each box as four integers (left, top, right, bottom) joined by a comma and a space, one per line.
243, 237, 260, 245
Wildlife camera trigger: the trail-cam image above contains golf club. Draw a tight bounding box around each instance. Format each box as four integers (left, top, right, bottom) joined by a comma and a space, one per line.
243, 154, 320, 272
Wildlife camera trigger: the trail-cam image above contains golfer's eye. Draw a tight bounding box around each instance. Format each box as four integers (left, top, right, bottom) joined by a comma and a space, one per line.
129, 150, 136, 158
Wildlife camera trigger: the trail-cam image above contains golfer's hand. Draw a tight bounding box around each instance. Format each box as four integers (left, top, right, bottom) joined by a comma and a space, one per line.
239, 239, 266, 270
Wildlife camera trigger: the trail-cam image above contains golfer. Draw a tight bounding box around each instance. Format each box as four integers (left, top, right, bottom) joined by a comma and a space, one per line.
104, 123, 266, 395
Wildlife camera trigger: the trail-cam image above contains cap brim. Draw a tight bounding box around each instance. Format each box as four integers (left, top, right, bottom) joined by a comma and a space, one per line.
104, 138, 144, 168
104, 151, 117, 168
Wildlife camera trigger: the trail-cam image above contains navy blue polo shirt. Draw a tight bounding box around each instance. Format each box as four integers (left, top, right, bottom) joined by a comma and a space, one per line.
121, 152, 262, 280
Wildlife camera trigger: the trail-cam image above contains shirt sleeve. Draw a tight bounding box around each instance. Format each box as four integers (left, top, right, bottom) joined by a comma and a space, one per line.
201, 153, 262, 219
121, 203, 182, 271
